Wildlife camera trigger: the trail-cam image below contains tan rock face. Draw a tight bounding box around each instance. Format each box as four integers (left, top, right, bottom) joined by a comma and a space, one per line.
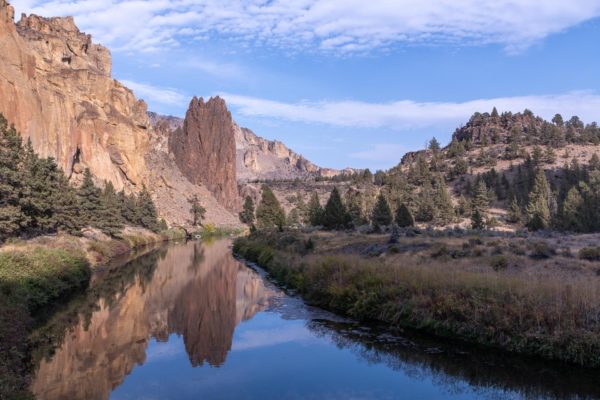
169, 97, 239, 211
0, 1, 149, 190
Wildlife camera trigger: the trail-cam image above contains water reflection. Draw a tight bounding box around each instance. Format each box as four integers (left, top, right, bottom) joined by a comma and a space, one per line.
29, 240, 600, 400
31, 240, 276, 400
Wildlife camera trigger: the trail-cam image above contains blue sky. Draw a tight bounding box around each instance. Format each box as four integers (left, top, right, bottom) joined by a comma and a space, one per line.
12, 0, 600, 171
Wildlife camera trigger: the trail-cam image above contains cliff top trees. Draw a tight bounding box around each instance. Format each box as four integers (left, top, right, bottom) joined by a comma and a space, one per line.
322, 187, 351, 230
256, 185, 285, 230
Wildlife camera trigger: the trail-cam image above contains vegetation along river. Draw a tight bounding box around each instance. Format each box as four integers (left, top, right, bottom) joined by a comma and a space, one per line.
29, 239, 600, 400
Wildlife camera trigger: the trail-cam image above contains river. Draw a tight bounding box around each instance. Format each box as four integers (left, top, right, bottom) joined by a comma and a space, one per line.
29, 239, 600, 400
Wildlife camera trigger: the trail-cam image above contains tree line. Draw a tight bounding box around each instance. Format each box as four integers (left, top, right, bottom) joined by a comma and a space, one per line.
0, 114, 163, 241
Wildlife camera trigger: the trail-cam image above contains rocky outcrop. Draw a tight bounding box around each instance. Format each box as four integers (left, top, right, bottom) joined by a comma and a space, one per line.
169, 97, 239, 211
235, 125, 322, 181
0, 1, 149, 190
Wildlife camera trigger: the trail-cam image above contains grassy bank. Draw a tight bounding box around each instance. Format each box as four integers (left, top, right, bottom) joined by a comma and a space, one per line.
0, 247, 90, 399
0, 226, 187, 399
234, 230, 600, 367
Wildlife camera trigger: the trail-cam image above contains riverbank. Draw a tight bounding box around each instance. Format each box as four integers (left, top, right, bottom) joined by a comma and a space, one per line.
0, 226, 187, 399
234, 229, 600, 367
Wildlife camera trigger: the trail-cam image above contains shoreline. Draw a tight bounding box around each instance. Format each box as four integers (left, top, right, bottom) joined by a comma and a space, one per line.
0, 227, 187, 399
233, 229, 600, 368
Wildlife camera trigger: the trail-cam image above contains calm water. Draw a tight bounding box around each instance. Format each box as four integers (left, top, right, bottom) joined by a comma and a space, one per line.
30, 239, 600, 400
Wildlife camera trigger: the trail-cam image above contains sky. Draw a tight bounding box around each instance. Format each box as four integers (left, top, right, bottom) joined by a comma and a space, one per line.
11, 0, 600, 171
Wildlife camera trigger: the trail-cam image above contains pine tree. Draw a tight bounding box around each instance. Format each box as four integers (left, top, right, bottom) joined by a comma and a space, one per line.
471, 179, 490, 213
118, 190, 140, 224
395, 203, 414, 227
322, 187, 351, 230
371, 192, 393, 227
189, 195, 207, 226
345, 191, 366, 226
307, 192, 324, 226
256, 185, 286, 230
78, 169, 105, 228
507, 196, 522, 224
589, 153, 600, 171
428, 137, 441, 152
526, 170, 551, 231
53, 179, 83, 235
0, 118, 27, 239
471, 208, 485, 230
560, 186, 584, 231
433, 175, 454, 225
137, 185, 159, 232
415, 179, 435, 222
239, 195, 255, 225
491, 106, 499, 119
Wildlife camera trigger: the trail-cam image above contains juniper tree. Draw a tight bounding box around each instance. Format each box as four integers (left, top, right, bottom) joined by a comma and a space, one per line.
560, 186, 584, 231
371, 192, 393, 227
471, 208, 485, 230
322, 187, 351, 230
256, 185, 285, 230
507, 197, 522, 224
526, 170, 551, 231
307, 192, 324, 226
433, 175, 454, 225
137, 185, 159, 232
189, 195, 207, 226
239, 195, 255, 225
395, 203, 414, 227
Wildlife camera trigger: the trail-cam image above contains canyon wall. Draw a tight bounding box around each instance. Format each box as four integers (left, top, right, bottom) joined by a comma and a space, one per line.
0, 1, 149, 190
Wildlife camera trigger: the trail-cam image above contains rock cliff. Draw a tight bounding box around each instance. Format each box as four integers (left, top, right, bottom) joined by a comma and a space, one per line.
169, 97, 240, 211
0, 1, 149, 190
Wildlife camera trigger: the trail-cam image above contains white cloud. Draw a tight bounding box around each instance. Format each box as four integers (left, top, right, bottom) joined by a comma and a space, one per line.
120, 79, 187, 106
11, 0, 600, 54
221, 91, 600, 129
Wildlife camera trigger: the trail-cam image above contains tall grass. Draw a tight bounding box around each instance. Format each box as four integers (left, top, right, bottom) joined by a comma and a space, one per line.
0, 247, 90, 399
234, 235, 600, 366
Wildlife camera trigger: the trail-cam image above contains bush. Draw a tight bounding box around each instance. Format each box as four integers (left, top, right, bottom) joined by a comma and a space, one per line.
529, 241, 554, 259
578, 247, 600, 261
490, 255, 509, 270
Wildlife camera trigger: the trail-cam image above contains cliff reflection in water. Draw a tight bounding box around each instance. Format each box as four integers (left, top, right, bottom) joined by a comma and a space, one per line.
31, 239, 276, 400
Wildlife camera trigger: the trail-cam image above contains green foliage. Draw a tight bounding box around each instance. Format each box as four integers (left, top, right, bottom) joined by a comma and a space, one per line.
526, 170, 551, 231
239, 195, 255, 225
471, 209, 485, 230
395, 203, 414, 227
428, 137, 441, 151
188, 195, 207, 226
322, 187, 351, 230
307, 192, 324, 226
578, 247, 600, 261
256, 185, 286, 230
371, 192, 393, 227
136, 185, 160, 232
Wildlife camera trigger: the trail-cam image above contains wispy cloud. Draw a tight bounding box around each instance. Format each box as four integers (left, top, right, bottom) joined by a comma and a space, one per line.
12, 0, 600, 54
221, 91, 600, 129
120, 79, 187, 106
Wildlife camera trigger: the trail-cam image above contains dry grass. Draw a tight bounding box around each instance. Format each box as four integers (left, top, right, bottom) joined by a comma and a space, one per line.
235, 230, 600, 366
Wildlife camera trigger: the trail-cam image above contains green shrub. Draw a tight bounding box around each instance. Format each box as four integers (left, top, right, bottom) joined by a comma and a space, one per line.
529, 241, 554, 259
578, 247, 600, 261
490, 255, 509, 270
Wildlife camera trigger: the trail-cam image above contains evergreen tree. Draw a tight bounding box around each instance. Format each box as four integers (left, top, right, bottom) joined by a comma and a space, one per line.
256, 185, 286, 230
471, 179, 490, 213
189, 195, 207, 226
239, 195, 255, 225
307, 192, 324, 226
77, 169, 106, 228
491, 106, 499, 119
345, 190, 367, 226
428, 137, 441, 152
471, 209, 485, 230
589, 153, 600, 171
53, 180, 83, 235
0, 118, 27, 239
433, 175, 454, 225
507, 197, 522, 224
322, 187, 351, 230
560, 186, 584, 231
137, 185, 159, 232
118, 190, 140, 224
414, 179, 435, 222
395, 203, 414, 227
371, 192, 393, 227
526, 170, 551, 231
